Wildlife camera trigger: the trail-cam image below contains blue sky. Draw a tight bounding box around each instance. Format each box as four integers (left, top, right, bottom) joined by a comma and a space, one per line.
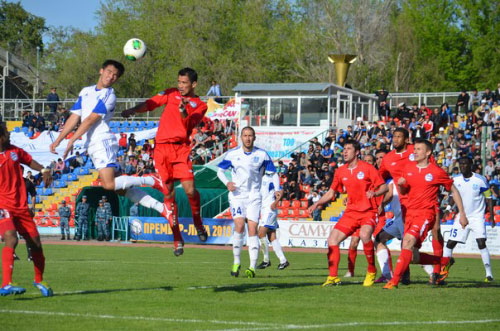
10, 0, 101, 31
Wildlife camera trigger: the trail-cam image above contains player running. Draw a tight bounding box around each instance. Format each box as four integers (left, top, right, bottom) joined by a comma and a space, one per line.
309, 139, 387, 287
0, 125, 53, 296
122, 67, 209, 256
217, 127, 276, 278
442, 157, 495, 282
384, 139, 467, 289
50, 60, 173, 250
256, 171, 289, 270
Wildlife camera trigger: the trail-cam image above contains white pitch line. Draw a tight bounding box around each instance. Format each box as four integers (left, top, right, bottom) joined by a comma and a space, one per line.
0, 309, 282, 327
47, 260, 226, 264
212, 319, 500, 331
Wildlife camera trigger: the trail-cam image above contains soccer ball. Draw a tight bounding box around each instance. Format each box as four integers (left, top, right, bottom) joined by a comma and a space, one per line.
130, 219, 143, 236
123, 38, 146, 61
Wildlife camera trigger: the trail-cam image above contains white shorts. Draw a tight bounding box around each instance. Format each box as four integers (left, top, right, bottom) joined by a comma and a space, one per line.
382, 215, 404, 240
259, 207, 278, 230
87, 137, 119, 170
449, 215, 486, 243
229, 197, 261, 223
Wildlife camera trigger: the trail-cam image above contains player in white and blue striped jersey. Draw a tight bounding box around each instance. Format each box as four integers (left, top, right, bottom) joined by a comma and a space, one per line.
217, 127, 276, 278
50, 60, 172, 236
256, 172, 289, 270
443, 157, 495, 282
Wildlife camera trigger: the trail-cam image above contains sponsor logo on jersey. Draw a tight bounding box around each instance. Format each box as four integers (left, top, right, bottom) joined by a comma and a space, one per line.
472, 183, 479, 190
175, 95, 181, 99
409, 153, 415, 161
343, 177, 348, 181
425, 173, 433, 182
357, 171, 365, 180
253, 156, 260, 163
391, 162, 397, 166
158, 91, 165, 95
189, 101, 197, 108
407, 172, 413, 176
10, 152, 18, 162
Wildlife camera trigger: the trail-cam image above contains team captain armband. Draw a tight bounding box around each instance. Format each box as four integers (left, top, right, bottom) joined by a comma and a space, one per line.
483, 189, 492, 199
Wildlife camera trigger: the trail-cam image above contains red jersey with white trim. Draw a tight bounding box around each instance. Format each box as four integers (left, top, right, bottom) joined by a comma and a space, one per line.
331, 160, 385, 213
0, 145, 32, 210
400, 161, 453, 211
378, 144, 415, 184
145, 88, 207, 144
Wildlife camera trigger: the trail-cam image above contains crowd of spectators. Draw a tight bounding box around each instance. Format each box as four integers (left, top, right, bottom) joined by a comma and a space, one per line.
279, 84, 500, 220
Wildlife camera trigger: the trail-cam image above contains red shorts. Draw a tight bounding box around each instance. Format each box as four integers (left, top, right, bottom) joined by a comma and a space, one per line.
404, 209, 436, 247
153, 143, 194, 185
0, 208, 39, 238
373, 214, 386, 238
335, 210, 377, 237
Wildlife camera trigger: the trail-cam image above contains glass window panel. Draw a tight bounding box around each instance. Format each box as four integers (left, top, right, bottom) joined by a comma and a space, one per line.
241, 98, 267, 126
300, 98, 328, 126
270, 98, 298, 126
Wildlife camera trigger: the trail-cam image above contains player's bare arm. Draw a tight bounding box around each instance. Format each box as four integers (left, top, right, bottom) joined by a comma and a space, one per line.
29, 159, 53, 187
366, 183, 388, 199
50, 113, 80, 153
450, 184, 468, 229
63, 113, 102, 159
271, 190, 283, 210
308, 188, 335, 213
397, 177, 409, 195
121, 102, 148, 118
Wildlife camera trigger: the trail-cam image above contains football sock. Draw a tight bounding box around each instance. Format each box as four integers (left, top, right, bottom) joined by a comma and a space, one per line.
347, 247, 357, 274
387, 249, 393, 273
432, 237, 444, 273
125, 187, 164, 214
441, 246, 453, 267
259, 237, 270, 263
248, 235, 259, 269
271, 239, 287, 264
376, 248, 391, 278
363, 240, 377, 273
392, 249, 412, 285
1, 247, 14, 286
480, 248, 493, 278
31, 250, 45, 283
187, 190, 203, 230
327, 245, 340, 277
419, 253, 441, 265
232, 231, 244, 265
114, 176, 153, 190
164, 197, 183, 245
421, 264, 434, 276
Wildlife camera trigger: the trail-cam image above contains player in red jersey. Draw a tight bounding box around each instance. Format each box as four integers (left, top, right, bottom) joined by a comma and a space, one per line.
0, 125, 53, 296
384, 139, 467, 289
122, 68, 208, 256
309, 139, 387, 287
378, 128, 442, 284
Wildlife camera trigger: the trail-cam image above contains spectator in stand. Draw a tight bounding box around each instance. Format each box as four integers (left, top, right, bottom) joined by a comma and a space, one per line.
118, 133, 128, 151
308, 191, 322, 221
423, 116, 434, 138
277, 160, 288, 176
492, 101, 500, 120
125, 156, 137, 175
483, 87, 494, 106
374, 87, 390, 120
494, 83, 500, 102
58, 107, 70, 124
54, 158, 66, 176
430, 108, 443, 134
470, 89, 481, 110
193, 126, 210, 148
117, 155, 126, 172
196, 143, 212, 163
283, 180, 301, 201
322, 143, 333, 160
213, 119, 224, 136
46, 87, 60, 114
419, 103, 432, 118
190, 150, 202, 165
207, 80, 222, 97
128, 133, 137, 151
310, 149, 325, 166
456, 90, 470, 115
140, 149, 150, 162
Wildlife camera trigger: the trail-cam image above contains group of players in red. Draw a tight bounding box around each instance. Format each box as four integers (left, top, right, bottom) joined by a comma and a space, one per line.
310, 128, 467, 288
0, 65, 209, 296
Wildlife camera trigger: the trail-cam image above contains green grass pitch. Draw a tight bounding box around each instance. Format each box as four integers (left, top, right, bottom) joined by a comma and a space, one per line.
1, 243, 500, 330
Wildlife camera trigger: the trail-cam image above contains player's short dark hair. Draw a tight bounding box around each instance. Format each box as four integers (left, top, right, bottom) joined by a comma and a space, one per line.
241, 126, 255, 136
458, 156, 472, 164
178, 67, 198, 83
375, 149, 387, 155
102, 59, 125, 77
344, 139, 360, 151
414, 138, 433, 152
394, 127, 409, 139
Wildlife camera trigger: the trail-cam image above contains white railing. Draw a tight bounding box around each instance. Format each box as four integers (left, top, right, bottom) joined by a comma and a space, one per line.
385, 90, 486, 110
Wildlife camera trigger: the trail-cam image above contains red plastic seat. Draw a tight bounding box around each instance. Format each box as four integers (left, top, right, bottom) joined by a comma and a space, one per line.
281, 200, 291, 208
291, 200, 301, 208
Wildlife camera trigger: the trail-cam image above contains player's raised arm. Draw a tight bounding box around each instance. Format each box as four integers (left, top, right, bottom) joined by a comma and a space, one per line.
450, 184, 468, 229
28, 159, 53, 188
308, 188, 336, 214
121, 102, 148, 118
50, 113, 80, 154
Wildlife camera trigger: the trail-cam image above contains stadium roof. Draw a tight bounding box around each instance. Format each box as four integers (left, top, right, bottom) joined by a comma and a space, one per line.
232, 83, 376, 99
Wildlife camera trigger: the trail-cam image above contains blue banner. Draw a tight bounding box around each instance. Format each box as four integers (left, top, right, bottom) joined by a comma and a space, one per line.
128, 217, 234, 244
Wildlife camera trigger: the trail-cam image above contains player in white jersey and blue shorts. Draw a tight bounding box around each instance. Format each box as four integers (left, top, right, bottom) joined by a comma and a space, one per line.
256, 172, 289, 270
50, 60, 172, 245
217, 127, 276, 278
442, 157, 495, 282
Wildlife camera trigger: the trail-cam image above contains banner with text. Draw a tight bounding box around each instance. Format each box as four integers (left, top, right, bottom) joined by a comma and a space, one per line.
277, 221, 500, 255
205, 98, 241, 122
129, 217, 233, 244
254, 127, 326, 160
